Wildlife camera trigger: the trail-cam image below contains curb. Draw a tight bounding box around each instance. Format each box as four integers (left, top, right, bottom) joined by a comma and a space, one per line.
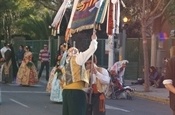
133, 92, 169, 105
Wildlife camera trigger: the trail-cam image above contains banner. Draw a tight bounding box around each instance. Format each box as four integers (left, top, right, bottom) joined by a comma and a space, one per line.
106, 0, 114, 35
65, 0, 103, 41
51, 0, 70, 35
106, 0, 120, 35
95, 0, 109, 24
114, 0, 120, 34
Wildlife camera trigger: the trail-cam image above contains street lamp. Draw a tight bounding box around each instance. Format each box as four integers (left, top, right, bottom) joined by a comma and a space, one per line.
123, 16, 129, 23
119, 16, 128, 61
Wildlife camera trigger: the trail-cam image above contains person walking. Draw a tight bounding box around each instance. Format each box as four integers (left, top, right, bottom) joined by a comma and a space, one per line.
163, 46, 175, 115
38, 44, 50, 81
46, 42, 70, 93
85, 55, 110, 115
16, 46, 38, 86
62, 32, 98, 115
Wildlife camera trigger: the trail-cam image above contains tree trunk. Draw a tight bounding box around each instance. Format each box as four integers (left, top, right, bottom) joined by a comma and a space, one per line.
142, 23, 150, 92
141, 0, 149, 92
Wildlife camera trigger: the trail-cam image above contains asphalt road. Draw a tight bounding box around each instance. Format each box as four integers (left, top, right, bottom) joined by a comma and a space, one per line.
0, 81, 172, 115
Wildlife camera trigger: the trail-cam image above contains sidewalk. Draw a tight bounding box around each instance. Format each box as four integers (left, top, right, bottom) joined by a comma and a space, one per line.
125, 80, 169, 104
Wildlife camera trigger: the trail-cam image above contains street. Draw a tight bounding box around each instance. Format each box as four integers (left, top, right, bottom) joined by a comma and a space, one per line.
0, 81, 172, 115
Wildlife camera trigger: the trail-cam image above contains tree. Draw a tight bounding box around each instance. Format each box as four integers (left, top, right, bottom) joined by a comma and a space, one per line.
0, 0, 55, 41
141, 0, 173, 91
19, 11, 53, 39
14, 0, 54, 40
122, 0, 174, 91
0, 0, 18, 41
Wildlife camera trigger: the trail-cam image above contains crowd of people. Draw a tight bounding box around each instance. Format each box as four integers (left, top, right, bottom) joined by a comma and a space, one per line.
0, 33, 109, 115
0, 43, 38, 86
0, 32, 170, 115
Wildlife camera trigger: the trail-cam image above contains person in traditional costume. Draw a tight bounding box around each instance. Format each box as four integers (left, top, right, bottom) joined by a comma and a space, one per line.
0, 42, 10, 82
16, 46, 38, 86
46, 42, 70, 102
1, 43, 13, 84
62, 32, 98, 115
46, 42, 69, 93
109, 60, 129, 86
46, 55, 62, 93
9, 44, 18, 82
85, 55, 110, 115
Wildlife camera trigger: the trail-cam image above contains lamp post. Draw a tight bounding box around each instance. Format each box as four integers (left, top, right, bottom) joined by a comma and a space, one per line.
119, 17, 128, 60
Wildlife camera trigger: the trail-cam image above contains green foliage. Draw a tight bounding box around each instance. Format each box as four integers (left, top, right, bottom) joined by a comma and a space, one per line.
0, 0, 17, 13
18, 11, 52, 40
14, 0, 53, 39
165, 1, 175, 26
0, 0, 55, 40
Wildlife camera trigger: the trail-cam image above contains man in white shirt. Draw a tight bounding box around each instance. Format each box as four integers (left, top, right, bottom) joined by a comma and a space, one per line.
62, 32, 98, 115
85, 55, 110, 115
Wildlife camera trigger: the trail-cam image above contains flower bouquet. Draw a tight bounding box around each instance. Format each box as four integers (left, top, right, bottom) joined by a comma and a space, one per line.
26, 61, 33, 69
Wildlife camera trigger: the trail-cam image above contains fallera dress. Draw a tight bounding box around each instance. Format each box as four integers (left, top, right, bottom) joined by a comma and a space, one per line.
16, 51, 38, 86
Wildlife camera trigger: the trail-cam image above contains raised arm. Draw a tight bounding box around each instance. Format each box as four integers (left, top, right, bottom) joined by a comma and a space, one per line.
76, 32, 98, 65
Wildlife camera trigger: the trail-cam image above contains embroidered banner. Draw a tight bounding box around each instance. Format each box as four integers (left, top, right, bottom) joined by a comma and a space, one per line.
106, 0, 113, 35
65, 0, 103, 41
95, 0, 109, 24
106, 0, 120, 35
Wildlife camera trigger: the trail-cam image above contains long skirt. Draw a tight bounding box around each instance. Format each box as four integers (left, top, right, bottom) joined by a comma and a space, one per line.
16, 61, 38, 86
50, 73, 63, 102
1, 61, 13, 84
46, 67, 57, 93
62, 89, 87, 115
